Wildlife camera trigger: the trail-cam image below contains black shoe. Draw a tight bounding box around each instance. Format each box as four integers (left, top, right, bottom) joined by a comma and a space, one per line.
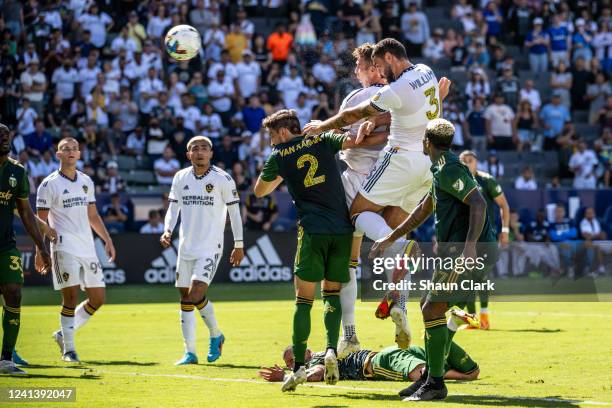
398, 369, 427, 398
402, 380, 448, 401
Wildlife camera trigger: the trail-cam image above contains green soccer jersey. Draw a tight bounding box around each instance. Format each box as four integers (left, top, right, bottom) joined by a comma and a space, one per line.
430, 151, 496, 244
260, 132, 353, 234
0, 158, 30, 253
475, 170, 502, 236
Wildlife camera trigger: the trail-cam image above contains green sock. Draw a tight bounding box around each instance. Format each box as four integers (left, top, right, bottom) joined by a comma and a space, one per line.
424, 317, 448, 378
446, 341, 478, 373
480, 291, 489, 310
322, 290, 342, 353
2, 305, 21, 361
445, 327, 456, 357
292, 298, 313, 371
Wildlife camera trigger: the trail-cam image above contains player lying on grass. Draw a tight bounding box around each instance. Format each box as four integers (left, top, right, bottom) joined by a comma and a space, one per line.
259, 334, 478, 386
254, 109, 387, 392
161, 136, 244, 365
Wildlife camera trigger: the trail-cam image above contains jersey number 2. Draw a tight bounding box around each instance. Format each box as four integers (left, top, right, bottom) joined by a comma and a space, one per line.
424, 86, 440, 120
297, 154, 325, 188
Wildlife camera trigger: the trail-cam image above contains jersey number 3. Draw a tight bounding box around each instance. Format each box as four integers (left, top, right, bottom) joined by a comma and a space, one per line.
297, 154, 325, 188
424, 86, 440, 120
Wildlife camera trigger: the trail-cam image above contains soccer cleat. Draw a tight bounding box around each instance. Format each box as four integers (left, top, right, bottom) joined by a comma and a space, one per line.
12, 350, 29, 366
323, 349, 339, 385
450, 309, 480, 330
281, 366, 307, 392
479, 312, 490, 330
337, 334, 361, 359
175, 352, 198, 365
0, 360, 27, 375
52, 330, 64, 354
375, 297, 394, 319
398, 368, 427, 397
390, 307, 411, 349
62, 351, 81, 364
207, 334, 225, 363
402, 380, 448, 401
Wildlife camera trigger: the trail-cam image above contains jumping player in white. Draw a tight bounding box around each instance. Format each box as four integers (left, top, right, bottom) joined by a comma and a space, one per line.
37, 137, 116, 363
306, 38, 450, 351
160, 136, 244, 365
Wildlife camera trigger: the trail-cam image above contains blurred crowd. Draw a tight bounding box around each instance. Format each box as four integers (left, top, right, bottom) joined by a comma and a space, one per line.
1, 0, 611, 233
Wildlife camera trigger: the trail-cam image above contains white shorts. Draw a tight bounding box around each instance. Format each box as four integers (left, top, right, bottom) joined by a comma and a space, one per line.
360, 146, 433, 213
341, 167, 368, 207
175, 252, 222, 288
52, 250, 104, 291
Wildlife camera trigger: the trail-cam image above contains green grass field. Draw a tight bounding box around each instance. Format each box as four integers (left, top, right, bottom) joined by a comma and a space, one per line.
2, 284, 612, 407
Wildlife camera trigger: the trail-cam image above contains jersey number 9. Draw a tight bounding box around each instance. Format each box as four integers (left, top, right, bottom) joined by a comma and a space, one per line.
297, 154, 326, 188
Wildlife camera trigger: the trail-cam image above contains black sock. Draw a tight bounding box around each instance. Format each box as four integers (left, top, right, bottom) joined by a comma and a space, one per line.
428, 375, 445, 387
293, 362, 303, 372
326, 346, 337, 356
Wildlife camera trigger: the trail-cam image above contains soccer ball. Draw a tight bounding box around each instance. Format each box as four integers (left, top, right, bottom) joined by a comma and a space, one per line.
164, 25, 201, 61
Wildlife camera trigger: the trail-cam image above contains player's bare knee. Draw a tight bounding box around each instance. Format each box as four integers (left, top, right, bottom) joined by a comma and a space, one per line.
421, 301, 447, 320
466, 368, 480, 380
61, 287, 79, 308
322, 280, 342, 292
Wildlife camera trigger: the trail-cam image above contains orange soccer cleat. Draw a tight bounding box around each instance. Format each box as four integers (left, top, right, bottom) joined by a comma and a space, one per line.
375, 297, 394, 319
479, 312, 490, 330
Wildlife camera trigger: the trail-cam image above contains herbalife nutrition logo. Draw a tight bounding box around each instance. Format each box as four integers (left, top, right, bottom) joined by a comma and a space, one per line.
230, 235, 292, 282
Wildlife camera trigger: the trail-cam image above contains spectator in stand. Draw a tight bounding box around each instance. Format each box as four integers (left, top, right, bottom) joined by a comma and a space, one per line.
549, 203, 578, 278
295, 93, 313, 130
467, 39, 490, 68
508, 0, 532, 48
485, 94, 516, 150
514, 99, 539, 152
592, 21, 612, 72
226, 24, 248, 64
423, 28, 445, 62
242, 95, 266, 134
102, 193, 129, 233
479, 150, 504, 178
514, 166, 538, 190
580, 207, 608, 275
25, 119, 52, 157
112, 89, 139, 135
202, 21, 226, 63
20, 60, 46, 114
16, 99, 38, 138
208, 70, 235, 126
232, 161, 251, 193
147, 3, 171, 42
401, 2, 430, 57
200, 104, 223, 141
572, 18, 593, 64
586, 72, 612, 124
569, 139, 599, 189
18, 149, 38, 188
519, 80, 542, 113
214, 134, 239, 170
465, 68, 490, 110
445, 102, 469, 149
356, 1, 381, 45
452, 0, 473, 21
524, 208, 562, 277
267, 23, 293, 64
140, 209, 164, 234
549, 13, 571, 68
35, 149, 58, 182
525, 17, 549, 78
495, 66, 520, 109
540, 92, 571, 150
312, 53, 336, 88
125, 126, 146, 157
154, 146, 180, 186
482, 1, 503, 41
380, 2, 403, 42
176, 93, 202, 133
450, 34, 468, 71
111, 26, 138, 59
101, 161, 125, 194
570, 56, 590, 111
78, 4, 113, 49
236, 50, 261, 100
52, 58, 78, 107
466, 96, 487, 151
277, 65, 304, 110
550, 61, 572, 109
243, 181, 279, 231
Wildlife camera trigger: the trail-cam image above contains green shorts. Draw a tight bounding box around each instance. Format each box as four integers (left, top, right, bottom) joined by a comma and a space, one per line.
0, 248, 24, 285
294, 226, 352, 283
371, 346, 426, 381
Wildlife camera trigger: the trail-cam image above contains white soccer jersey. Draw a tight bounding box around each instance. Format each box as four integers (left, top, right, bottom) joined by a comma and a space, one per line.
370, 64, 439, 151
169, 166, 239, 260
339, 84, 385, 174
36, 170, 97, 258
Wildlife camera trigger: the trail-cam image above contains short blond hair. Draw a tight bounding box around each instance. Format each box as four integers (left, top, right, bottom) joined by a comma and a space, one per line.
58, 137, 79, 150
352, 43, 375, 65
187, 136, 213, 150
425, 118, 455, 149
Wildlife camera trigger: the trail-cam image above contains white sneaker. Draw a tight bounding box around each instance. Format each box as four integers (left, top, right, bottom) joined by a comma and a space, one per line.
52, 330, 64, 355
324, 349, 339, 385
281, 366, 307, 392
337, 334, 361, 359
0, 360, 27, 375
390, 306, 411, 349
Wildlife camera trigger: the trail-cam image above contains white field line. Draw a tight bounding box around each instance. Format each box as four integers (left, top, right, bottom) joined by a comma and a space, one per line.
97, 369, 612, 406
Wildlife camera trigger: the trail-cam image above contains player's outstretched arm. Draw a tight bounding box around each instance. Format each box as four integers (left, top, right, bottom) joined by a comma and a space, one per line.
88, 204, 116, 262
369, 194, 434, 258
303, 100, 380, 137
342, 131, 388, 149
258, 365, 286, 382
16, 198, 51, 274
254, 175, 283, 198
439, 77, 452, 102
494, 193, 510, 245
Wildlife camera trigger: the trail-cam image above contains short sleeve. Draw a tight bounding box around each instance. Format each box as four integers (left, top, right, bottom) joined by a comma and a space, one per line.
370, 85, 401, 112
322, 131, 347, 154
260, 155, 280, 182
222, 176, 240, 205
486, 176, 503, 199
168, 173, 181, 202
17, 170, 30, 199
87, 178, 96, 203
36, 180, 52, 209
439, 163, 479, 202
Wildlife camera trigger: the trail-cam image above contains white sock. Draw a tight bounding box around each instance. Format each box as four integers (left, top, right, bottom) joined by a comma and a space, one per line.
60, 307, 75, 352
180, 303, 197, 354
198, 300, 222, 338
355, 211, 393, 241
74, 301, 95, 330
480, 307, 489, 314
341, 267, 358, 340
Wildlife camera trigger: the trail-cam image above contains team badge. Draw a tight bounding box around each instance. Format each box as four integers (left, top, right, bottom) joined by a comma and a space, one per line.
452, 179, 465, 192
82, 185, 88, 193
8, 175, 16, 188
232, 189, 238, 198
372, 92, 381, 102
62, 272, 69, 282
206, 183, 214, 193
